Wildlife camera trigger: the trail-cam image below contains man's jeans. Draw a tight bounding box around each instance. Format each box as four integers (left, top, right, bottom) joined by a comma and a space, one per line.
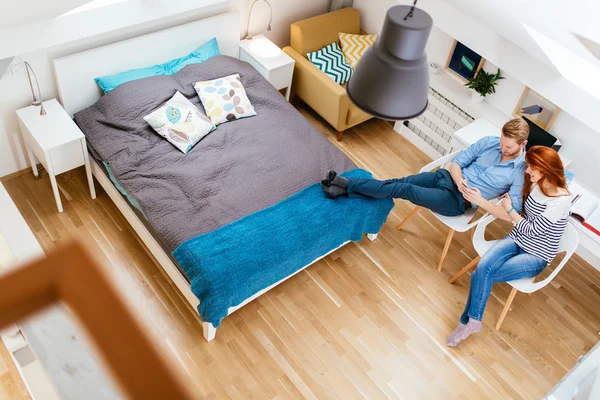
346, 169, 468, 216
461, 236, 547, 323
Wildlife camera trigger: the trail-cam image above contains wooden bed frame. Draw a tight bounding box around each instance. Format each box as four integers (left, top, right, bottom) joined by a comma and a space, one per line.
53, 12, 378, 342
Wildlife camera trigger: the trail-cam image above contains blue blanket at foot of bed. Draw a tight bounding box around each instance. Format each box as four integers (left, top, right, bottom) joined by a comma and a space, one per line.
173, 168, 394, 327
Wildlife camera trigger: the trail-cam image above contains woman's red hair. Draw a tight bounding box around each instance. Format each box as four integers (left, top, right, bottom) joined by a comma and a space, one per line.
522, 145, 568, 206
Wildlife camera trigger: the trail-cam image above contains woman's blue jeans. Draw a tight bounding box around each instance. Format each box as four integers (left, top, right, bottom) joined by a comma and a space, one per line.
461, 236, 547, 324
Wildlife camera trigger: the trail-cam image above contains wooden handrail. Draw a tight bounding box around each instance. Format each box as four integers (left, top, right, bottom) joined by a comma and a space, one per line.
0, 242, 192, 400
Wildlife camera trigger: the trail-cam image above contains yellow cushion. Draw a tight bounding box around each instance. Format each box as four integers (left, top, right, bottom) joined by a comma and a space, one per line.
291, 8, 361, 57
338, 32, 378, 69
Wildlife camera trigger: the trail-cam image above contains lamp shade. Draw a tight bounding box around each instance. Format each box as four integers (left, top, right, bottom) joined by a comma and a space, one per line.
346, 5, 433, 120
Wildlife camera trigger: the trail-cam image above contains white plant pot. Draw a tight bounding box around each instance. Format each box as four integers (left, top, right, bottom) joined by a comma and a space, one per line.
470, 91, 485, 104
429, 61, 441, 74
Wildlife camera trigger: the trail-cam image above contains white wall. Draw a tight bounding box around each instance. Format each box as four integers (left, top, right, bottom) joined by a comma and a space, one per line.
550, 116, 600, 197
0, 0, 236, 60
0, 0, 331, 178
240, 0, 331, 48
354, 0, 600, 195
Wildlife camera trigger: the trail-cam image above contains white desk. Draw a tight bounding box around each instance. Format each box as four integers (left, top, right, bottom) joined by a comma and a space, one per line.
452, 118, 572, 168
568, 181, 600, 271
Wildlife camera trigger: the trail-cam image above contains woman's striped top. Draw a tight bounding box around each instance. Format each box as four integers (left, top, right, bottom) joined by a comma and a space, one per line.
508, 183, 571, 263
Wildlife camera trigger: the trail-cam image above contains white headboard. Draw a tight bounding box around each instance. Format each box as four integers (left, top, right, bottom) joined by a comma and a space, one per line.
54, 11, 240, 116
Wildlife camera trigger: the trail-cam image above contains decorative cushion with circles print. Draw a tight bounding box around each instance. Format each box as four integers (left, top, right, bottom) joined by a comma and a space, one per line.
193, 74, 257, 126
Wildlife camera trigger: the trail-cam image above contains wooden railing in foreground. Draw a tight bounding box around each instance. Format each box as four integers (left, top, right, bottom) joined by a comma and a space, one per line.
0, 242, 192, 400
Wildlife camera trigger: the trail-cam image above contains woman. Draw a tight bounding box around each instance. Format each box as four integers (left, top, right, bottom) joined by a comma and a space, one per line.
446, 146, 571, 347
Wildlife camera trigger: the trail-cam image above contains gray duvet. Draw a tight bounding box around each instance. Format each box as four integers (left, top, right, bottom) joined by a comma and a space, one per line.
74, 55, 356, 251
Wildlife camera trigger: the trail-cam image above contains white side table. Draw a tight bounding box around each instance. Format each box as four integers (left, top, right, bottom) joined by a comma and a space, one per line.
239, 34, 295, 101
16, 99, 95, 212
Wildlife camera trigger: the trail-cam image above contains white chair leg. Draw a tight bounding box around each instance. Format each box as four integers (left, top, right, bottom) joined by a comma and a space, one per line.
202, 322, 216, 342
367, 233, 378, 241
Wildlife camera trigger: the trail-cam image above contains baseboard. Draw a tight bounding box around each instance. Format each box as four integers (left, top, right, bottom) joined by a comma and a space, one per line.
0, 165, 43, 183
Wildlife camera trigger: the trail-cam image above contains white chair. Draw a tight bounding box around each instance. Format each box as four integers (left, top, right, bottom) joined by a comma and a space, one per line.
396, 151, 489, 272
448, 214, 580, 330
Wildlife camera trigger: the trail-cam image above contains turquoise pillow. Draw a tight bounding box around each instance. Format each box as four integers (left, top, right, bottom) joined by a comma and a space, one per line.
162, 37, 220, 74
94, 65, 164, 94
94, 37, 220, 93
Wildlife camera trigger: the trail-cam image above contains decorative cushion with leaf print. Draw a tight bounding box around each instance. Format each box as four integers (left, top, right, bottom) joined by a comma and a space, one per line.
143, 91, 215, 154
193, 74, 257, 125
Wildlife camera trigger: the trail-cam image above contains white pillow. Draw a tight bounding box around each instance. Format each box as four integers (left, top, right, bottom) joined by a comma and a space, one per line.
143, 91, 215, 153
193, 74, 257, 125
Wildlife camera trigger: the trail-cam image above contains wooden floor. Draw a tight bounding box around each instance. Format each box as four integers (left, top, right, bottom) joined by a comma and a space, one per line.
3, 102, 600, 399
0, 340, 30, 400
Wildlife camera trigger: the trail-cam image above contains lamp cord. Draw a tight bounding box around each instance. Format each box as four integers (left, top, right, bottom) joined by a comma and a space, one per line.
244, 0, 273, 40
404, 0, 418, 20
24, 61, 46, 115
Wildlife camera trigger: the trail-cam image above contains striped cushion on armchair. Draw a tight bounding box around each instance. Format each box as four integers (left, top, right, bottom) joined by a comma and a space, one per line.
306, 42, 353, 85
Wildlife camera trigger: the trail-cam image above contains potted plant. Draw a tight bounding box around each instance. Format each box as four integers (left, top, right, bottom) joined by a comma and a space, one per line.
464, 68, 504, 104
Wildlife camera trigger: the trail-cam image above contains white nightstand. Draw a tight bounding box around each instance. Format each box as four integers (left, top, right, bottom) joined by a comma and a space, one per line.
16, 99, 96, 213
239, 34, 295, 101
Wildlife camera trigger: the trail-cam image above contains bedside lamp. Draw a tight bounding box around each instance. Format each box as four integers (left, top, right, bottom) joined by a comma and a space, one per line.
24, 61, 47, 116
248, 36, 282, 58
243, 0, 272, 40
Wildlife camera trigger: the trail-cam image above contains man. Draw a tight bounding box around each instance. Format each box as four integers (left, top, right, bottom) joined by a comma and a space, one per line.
321, 118, 529, 220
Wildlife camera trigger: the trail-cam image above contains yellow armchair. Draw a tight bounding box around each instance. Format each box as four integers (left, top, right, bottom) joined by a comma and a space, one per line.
283, 8, 373, 141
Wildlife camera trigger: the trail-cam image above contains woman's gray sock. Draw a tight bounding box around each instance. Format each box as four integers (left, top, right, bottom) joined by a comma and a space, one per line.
446, 318, 482, 347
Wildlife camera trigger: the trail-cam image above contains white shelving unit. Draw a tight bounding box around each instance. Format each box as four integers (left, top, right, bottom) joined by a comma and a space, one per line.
395, 69, 512, 160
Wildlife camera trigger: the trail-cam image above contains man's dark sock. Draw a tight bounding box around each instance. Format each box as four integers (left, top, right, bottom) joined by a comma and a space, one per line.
320, 180, 347, 198
327, 170, 348, 188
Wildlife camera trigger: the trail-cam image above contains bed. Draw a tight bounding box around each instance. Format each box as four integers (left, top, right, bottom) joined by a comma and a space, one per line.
53, 12, 393, 342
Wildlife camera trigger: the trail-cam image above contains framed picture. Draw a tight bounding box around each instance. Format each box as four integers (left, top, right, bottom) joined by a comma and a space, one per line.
445, 40, 485, 82
513, 87, 560, 130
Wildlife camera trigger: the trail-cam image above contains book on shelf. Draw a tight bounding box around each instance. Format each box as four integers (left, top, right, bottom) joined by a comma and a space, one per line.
570, 181, 600, 236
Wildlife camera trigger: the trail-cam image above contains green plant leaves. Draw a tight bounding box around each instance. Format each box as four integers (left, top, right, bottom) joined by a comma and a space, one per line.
464, 68, 504, 97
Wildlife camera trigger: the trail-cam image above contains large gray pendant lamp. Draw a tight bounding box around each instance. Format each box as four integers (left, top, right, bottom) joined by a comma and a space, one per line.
346, 1, 433, 120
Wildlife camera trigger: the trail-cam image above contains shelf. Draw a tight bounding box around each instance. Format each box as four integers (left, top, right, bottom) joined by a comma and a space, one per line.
429, 70, 511, 128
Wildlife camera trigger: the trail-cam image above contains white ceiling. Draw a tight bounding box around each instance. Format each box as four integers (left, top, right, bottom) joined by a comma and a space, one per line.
444, 0, 600, 99
445, 0, 600, 65
576, 34, 600, 61
0, 0, 90, 29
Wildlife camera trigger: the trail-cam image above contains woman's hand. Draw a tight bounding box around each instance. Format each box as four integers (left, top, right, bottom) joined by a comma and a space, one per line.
501, 193, 512, 211
463, 187, 485, 206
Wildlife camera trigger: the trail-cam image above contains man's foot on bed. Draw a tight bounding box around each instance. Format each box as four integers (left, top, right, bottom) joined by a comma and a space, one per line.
321, 179, 347, 198
327, 170, 348, 188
